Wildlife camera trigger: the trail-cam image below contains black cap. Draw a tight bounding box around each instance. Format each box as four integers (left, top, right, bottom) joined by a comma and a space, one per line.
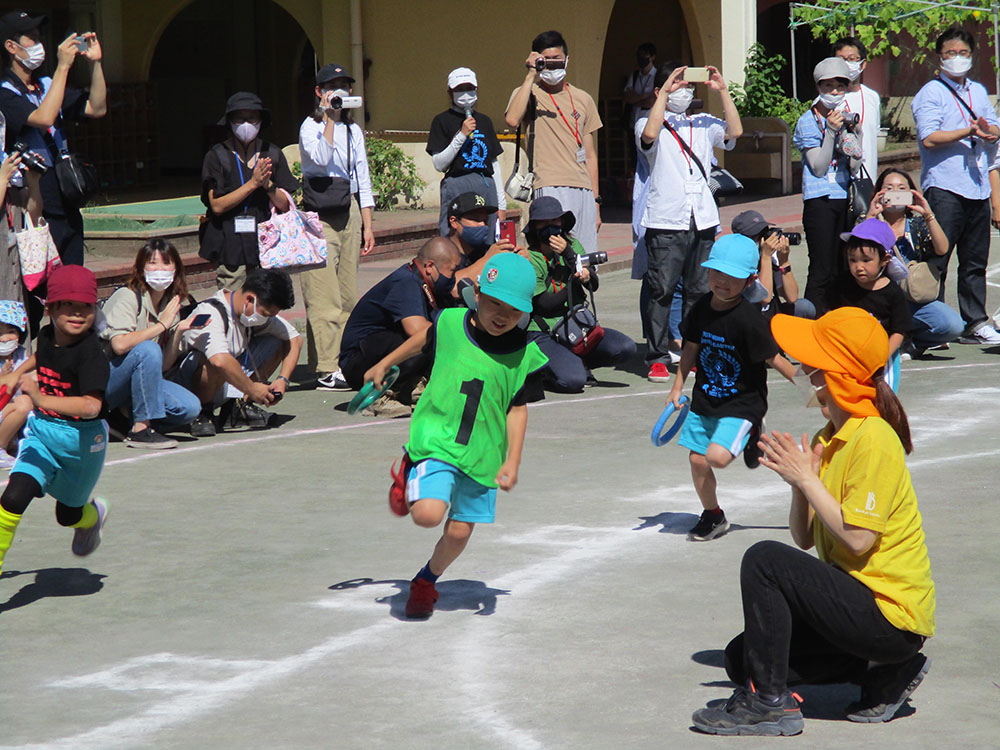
0, 10, 45, 42
527, 195, 576, 233
316, 63, 355, 85
731, 210, 769, 238
447, 191, 498, 219
217, 91, 272, 127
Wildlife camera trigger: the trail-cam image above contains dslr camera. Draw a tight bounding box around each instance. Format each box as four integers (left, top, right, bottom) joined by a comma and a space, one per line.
762, 227, 802, 246
841, 111, 860, 129
12, 141, 47, 173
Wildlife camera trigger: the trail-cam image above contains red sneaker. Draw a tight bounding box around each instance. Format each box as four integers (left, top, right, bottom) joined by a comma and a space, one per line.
389, 454, 412, 517
647, 362, 671, 382
405, 577, 439, 619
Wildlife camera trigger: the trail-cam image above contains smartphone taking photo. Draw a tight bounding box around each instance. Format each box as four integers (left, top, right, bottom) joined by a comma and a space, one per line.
499, 220, 517, 246
683, 67, 710, 83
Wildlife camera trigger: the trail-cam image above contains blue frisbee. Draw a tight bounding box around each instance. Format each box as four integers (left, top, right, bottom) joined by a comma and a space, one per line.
651, 396, 690, 446
348, 366, 400, 414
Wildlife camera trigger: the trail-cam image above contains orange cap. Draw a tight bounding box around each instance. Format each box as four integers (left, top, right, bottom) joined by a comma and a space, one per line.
771, 307, 888, 417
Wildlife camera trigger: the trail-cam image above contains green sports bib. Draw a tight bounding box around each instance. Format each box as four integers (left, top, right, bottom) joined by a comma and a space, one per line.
407, 309, 547, 486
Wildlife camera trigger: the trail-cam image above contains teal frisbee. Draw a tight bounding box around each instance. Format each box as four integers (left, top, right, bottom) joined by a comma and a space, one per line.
347, 366, 400, 414
651, 396, 689, 446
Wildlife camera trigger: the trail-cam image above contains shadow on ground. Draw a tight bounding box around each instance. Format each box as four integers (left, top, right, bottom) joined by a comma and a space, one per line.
329, 576, 510, 619
0, 567, 106, 614
634, 512, 788, 535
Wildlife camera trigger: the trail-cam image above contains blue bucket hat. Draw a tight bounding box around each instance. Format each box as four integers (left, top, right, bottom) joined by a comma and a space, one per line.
0, 300, 27, 335
478, 253, 536, 313
702, 233, 760, 279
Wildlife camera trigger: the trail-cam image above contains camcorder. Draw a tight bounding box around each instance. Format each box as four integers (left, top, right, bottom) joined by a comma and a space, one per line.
328, 95, 363, 110
12, 141, 47, 173
564, 248, 609, 273
762, 227, 802, 246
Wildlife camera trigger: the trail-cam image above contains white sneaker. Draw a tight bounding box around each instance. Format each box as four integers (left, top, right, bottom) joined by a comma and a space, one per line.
959, 324, 1000, 345
316, 370, 350, 391
0, 449, 15, 470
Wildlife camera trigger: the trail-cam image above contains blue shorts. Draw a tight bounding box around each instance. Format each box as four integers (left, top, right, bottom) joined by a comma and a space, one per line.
406, 458, 497, 523
678, 411, 753, 457
12, 412, 108, 508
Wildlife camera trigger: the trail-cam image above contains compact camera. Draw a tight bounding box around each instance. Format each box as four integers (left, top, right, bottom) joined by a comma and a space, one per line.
841, 112, 860, 128
12, 141, 47, 173
763, 227, 802, 246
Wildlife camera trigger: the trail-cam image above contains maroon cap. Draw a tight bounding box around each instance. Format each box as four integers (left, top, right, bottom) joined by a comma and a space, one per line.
47, 265, 97, 305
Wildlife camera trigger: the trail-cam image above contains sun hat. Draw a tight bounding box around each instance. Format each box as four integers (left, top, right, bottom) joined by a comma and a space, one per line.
527, 195, 576, 233
701, 233, 760, 279
478, 253, 536, 313
840, 217, 897, 255
771, 307, 888, 417
813, 56, 852, 83
47, 265, 98, 305
0, 300, 27, 334
217, 91, 271, 127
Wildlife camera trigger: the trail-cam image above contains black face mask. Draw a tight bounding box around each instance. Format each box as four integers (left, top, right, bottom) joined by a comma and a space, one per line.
537, 225, 564, 246
433, 270, 455, 298
637, 55, 651, 68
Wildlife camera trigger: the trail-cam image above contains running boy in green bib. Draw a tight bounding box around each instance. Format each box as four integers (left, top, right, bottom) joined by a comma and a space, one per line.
364, 253, 547, 618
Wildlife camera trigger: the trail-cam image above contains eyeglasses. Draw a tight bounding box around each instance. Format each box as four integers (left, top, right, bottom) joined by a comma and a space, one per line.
941, 49, 972, 59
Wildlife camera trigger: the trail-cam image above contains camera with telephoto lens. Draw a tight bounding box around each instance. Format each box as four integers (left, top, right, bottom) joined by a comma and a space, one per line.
580, 251, 608, 266
12, 141, 48, 173
762, 227, 802, 246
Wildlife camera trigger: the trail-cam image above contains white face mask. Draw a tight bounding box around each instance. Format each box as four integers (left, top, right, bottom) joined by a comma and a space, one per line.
15, 41, 44, 70
666, 88, 695, 113
818, 91, 845, 110
0, 340, 18, 356
231, 121, 260, 145
845, 60, 863, 80
240, 299, 267, 327
941, 55, 973, 77
793, 367, 826, 408
145, 269, 175, 291
453, 91, 478, 111
539, 63, 567, 86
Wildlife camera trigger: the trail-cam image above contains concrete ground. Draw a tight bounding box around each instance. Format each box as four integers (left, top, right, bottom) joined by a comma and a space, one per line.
1, 249, 999, 748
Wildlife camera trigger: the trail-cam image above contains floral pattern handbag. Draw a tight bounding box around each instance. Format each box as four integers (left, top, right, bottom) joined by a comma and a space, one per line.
14, 213, 62, 291
257, 189, 328, 271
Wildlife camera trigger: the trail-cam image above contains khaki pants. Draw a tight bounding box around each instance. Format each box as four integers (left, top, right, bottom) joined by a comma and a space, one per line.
214, 263, 256, 291
299, 200, 362, 373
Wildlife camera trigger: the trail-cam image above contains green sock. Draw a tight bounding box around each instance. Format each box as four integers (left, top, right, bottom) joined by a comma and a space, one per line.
72, 502, 98, 530
0, 506, 23, 573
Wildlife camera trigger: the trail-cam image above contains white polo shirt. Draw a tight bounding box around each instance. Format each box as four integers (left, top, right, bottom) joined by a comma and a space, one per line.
844, 83, 881, 180
636, 113, 731, 232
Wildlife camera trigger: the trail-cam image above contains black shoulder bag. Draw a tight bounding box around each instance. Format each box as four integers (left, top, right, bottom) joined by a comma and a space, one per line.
663, 120, 743, 197
301, 122, 356, 213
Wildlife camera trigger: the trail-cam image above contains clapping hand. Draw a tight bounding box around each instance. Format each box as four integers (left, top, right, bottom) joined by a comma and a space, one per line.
758, 431, 823, 488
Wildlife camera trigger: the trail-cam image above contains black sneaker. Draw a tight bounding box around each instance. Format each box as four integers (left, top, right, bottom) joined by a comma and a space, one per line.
743, 420, 764, 469
846, 653, 930, 723
688, 509, 729, 541
692, 686, 803, 736
220, 399, 271, 429
190, 413, 216, 438
124, 427, 178, 450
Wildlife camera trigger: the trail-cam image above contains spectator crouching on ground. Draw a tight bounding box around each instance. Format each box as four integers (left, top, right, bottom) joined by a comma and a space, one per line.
169, 269, 302, 437
525, 196, 635, 392
100, 239, 202, 448
199, 92, 297, 291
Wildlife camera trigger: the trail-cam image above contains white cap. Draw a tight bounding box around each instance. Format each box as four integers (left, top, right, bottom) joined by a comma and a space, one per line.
448, 67, 477, 89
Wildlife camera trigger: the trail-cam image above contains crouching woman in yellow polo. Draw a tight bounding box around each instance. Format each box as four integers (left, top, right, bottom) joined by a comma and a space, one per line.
691, 306, 935, 737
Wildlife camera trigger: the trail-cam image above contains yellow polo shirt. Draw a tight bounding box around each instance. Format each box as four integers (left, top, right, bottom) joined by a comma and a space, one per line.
813, 417, 936, 637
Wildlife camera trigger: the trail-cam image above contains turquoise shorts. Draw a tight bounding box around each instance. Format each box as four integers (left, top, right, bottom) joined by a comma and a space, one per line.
678, 411, 753, 457
406, 458, 497, 523
12, 412, 108, 508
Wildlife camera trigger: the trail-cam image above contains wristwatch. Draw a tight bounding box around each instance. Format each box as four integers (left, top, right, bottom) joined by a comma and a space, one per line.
275, 375, 291, 385
778, 265, 792, 275
594, 195, 603, 206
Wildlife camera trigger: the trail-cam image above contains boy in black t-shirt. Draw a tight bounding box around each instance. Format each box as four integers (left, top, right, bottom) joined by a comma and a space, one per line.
0, 265, 111, 574
667, 235, 797, 541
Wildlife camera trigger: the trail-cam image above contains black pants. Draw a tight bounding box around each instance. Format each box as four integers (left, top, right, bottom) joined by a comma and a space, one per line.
724, 540, 925, 695
925, 187, 991, 331
643, 220, 715, 364
339, 330, 431, 402
527, 328, 636, 392
802, 197, 848, 314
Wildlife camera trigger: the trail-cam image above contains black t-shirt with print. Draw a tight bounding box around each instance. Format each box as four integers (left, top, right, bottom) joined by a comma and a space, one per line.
680, 294, 780, 422
35, 325, 110, 421
426, 109, 503, 178
825, 275, 912, 335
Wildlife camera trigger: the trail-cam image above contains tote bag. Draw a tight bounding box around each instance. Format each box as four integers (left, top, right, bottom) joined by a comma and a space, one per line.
14, 214, 62, 291
257, 189, 328, 271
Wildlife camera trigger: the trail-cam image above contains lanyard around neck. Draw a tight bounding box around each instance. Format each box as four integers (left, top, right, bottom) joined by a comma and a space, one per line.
547, 85, 581, 147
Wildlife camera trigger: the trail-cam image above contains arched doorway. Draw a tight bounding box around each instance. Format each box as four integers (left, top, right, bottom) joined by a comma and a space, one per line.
597, 0, 691, 202
149, 0, 315, 175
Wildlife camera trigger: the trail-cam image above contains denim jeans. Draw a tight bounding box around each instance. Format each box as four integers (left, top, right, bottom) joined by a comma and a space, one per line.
925, 187, 991, 330
724, 541, 925, 695
909, 300, 965, 349
106, 340, 202, 426
528, 328, 637, 392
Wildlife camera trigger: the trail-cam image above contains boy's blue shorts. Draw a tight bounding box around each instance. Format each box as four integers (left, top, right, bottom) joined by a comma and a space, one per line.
12, 412, 108, 508
678, 411, 753, 457
406, 458, 497, 523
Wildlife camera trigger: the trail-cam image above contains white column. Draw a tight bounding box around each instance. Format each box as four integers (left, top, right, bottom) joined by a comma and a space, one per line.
719, 0, 756, 88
